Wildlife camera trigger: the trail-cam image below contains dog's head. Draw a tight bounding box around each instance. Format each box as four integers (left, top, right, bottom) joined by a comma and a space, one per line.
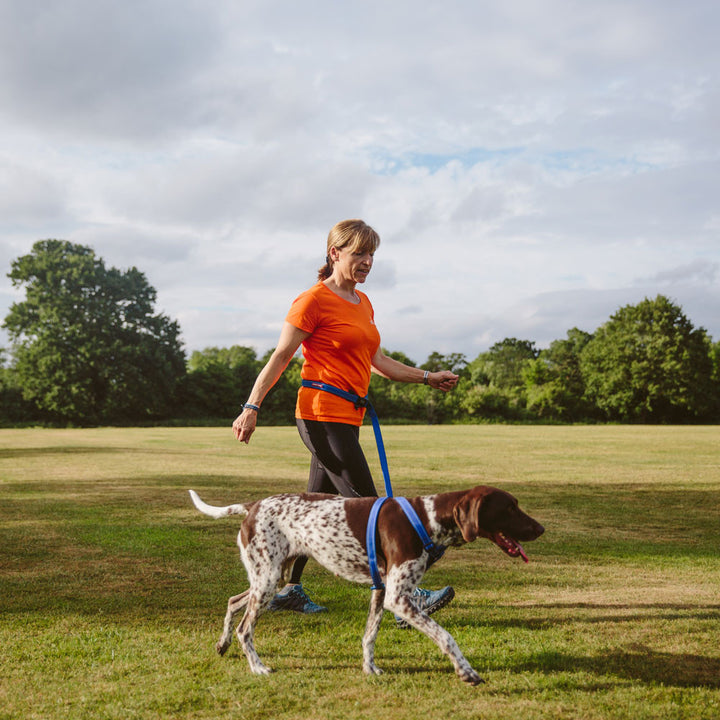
452, 486, 544, 562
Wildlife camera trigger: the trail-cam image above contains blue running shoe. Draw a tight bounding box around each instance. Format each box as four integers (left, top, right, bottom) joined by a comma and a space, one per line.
268, 584, 328, 614
396, 586, 455, 629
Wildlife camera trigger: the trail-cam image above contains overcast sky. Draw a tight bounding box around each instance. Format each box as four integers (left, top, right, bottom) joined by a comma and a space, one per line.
1, 0, 718, 364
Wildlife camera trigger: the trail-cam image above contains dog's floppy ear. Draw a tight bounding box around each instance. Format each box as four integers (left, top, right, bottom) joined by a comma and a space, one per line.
453, 487, 490, 542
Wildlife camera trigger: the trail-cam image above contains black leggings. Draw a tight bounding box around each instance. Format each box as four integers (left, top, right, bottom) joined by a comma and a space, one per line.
289, 419, 378, 584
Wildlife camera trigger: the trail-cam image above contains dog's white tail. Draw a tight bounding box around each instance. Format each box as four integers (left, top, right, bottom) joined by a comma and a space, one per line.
188, 489, 250, 519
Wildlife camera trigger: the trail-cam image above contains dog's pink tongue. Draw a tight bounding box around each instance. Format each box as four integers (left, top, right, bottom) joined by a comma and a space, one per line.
516, 542, 529, 563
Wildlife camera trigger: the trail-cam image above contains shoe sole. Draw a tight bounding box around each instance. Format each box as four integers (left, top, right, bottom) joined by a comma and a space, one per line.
269, 603, 328, 613
396, 587, 456, 629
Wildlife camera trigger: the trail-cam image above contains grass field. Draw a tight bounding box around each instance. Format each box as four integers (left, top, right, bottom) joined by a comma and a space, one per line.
1, 425, 719, 720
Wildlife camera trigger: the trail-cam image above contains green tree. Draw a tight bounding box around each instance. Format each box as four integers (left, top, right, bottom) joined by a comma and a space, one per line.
176, 345, 301, 423
3, 240, 185, 424
369, 350, 420, 421
179, 345, 260, 419
710, 341, 720, 419
526, 328, 595, 421
369, 350, 467, 424
187, 345, 258, 373
0, 349, 38, 424
580, 295, 716, 423
176, 363, 238, 419
460, 383, 514, 421
462, 339, 537, 421
470, 338, 538, 390
419, 352, 468, 422
421, 351, 468, 375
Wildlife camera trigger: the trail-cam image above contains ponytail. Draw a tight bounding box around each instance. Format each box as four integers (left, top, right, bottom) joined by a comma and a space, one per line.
317, 255, 332, 281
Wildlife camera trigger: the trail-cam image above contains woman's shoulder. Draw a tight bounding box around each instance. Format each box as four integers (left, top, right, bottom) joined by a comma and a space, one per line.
356, 289, 374, 310
287, 282, 324, 319
291, 281, 324, 303
293, 282, 373, 311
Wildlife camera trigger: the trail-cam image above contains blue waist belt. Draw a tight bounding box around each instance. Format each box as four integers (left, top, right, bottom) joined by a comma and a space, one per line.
301, 379, 445, 590
301, 379, 392, 497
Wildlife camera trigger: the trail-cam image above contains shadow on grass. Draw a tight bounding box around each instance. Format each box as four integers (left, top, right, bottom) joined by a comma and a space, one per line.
513, 645, 720, 688
209, 636, 720, 690
449, 602, 720, 633
0, 446, 158, 459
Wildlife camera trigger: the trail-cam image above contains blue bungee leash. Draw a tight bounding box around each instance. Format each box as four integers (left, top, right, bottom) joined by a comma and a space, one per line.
301, 379, 445, 590
366, 496, 389, 589
301, 379, 393, 497
367, 498, 446, 590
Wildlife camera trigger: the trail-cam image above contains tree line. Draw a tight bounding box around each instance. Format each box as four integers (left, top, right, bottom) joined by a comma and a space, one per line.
2, 240, 719, 426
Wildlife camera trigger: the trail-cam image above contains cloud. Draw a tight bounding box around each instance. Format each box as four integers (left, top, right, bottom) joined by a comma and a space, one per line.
0, 161, 70, 230
1, 0, 719, 363
638, 260, 719, 286
0, 0, 223, 142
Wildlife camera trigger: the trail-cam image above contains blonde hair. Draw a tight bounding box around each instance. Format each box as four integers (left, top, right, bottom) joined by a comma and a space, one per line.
317, 219, 380, 281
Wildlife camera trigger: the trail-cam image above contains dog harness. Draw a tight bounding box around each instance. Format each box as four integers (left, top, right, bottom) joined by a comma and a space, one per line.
301, 379, 445, 590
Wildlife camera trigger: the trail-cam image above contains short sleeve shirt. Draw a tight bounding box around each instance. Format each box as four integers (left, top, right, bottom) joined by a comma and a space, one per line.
285, 282, 381, 425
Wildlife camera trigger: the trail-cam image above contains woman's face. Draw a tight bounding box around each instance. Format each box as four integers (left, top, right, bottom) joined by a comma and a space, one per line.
331, 245, 374, 284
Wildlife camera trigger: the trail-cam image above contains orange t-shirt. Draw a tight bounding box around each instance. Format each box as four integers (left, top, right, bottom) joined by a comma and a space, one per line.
286, 282, 381, 426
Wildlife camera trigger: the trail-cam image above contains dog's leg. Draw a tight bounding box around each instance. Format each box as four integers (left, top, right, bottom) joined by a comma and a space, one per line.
362, 587, 385, 676
216, 590, 250, 655
235, 587, 276, 675
385, 577, 483, 686
235, 566, 282, 675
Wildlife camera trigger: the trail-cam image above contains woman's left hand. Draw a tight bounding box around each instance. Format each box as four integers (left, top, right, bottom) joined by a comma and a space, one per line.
428, 371, 459, 392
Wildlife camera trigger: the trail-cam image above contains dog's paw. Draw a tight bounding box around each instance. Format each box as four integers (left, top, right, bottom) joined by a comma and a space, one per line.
249, 662, 273, 676
460, 668, 484, 686
216, 640, 231, 656
363, 663, 384, 676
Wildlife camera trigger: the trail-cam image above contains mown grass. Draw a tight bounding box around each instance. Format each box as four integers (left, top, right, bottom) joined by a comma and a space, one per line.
1, 425, 719, 720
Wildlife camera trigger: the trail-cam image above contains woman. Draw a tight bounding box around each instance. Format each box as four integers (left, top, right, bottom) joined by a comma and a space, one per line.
232, 219, 459, 619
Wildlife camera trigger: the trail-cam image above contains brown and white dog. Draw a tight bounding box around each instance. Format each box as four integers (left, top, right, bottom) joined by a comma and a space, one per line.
189, 486, 544, 685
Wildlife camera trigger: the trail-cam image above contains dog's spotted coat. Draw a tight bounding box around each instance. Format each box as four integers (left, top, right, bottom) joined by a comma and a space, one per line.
189, 486, 544, 685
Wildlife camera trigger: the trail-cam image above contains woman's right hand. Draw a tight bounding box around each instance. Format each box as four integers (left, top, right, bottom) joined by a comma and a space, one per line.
232, 408, 258, 444
231, 322, 309, 446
